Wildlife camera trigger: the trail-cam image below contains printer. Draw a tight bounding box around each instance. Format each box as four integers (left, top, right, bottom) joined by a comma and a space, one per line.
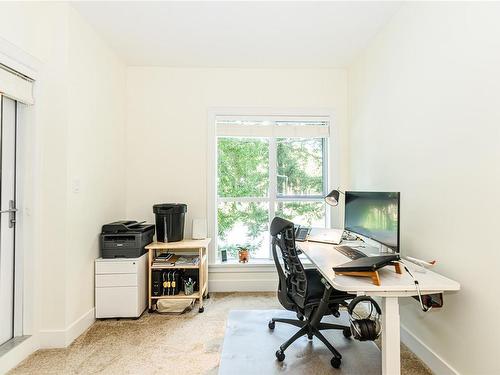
100, 220, 155, 259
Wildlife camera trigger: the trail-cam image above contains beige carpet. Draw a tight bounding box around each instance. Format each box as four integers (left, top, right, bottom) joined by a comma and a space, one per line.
9, 292, 432, 375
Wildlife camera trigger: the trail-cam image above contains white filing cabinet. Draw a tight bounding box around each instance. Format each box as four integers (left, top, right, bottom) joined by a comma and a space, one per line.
95, 253, 148, 318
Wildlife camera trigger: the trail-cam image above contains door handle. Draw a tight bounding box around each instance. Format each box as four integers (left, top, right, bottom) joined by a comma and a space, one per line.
0, 200, 17, 228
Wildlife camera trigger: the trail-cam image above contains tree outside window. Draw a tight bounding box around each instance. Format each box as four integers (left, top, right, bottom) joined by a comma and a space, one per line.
217, 135, 328, 259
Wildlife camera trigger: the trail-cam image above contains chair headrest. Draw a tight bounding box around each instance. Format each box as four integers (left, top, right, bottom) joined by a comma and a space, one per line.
270, 217, 294, 236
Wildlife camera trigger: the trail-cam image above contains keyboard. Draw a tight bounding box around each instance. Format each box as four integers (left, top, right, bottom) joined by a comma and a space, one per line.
334, 246, 367, 260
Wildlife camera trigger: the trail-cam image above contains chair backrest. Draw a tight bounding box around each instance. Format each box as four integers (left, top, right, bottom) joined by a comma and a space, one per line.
270, 217, 308, 309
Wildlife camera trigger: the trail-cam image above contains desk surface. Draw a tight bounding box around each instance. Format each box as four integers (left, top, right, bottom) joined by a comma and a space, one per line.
298, 241, 460, 297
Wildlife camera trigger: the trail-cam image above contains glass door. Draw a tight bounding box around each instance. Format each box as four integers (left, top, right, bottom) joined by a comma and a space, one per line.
0, 95, 17, 345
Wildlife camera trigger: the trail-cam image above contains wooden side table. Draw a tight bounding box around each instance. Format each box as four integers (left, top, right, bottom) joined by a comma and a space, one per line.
145, 238, 211, 313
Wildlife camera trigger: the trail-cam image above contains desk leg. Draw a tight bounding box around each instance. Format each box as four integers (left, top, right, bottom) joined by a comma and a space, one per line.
198, 247, 205, 313
381, 297, 400, 375
204, 247, 209, 298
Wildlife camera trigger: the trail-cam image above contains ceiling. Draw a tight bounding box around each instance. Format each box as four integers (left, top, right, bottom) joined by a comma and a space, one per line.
72, 1, 402, 68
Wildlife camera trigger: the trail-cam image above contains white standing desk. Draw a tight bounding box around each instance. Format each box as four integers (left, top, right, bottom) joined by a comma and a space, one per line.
298, 241, 460, 375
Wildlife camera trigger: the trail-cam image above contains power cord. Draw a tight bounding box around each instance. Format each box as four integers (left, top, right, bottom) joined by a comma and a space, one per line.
396, 260, 432, 312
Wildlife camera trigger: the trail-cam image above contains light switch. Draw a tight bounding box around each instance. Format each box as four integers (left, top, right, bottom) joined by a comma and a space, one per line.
72, 178, 81, 193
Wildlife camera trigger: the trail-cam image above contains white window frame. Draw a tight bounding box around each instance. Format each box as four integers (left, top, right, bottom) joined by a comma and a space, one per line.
207, 108, 340, 264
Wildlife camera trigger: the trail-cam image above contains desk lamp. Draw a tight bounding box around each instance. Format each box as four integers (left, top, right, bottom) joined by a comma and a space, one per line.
324, 189, 356, 242
324, 189, 344, 206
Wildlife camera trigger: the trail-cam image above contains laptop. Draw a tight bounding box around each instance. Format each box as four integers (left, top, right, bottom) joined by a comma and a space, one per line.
307, 227, 344, 245
332, 254, 400, 273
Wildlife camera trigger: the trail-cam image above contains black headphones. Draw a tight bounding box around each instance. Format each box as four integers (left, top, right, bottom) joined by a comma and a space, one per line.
347, 296, 382, 341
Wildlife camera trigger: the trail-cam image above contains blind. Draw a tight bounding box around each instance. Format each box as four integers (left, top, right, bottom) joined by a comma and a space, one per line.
0, 63, 34, 105
216, 115, 330, 137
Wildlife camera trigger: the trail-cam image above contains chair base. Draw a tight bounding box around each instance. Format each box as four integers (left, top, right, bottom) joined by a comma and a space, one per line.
268, 317, 351, 369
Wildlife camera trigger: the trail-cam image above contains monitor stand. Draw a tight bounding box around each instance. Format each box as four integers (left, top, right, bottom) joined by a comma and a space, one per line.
336, 262, 402, 286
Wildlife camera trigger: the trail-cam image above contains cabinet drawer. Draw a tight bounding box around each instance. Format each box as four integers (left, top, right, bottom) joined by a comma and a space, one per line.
95, 287, 140, 318
96, 273, 138, 287
95, 260, 139, 274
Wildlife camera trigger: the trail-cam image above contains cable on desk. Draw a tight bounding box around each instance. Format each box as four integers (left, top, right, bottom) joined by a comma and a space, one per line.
396, 260, 432, 312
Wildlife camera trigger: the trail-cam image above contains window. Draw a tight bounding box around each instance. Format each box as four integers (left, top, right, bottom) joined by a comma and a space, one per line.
214, 114, 330, 260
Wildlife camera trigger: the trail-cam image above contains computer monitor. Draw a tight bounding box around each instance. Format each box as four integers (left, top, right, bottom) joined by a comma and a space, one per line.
344, 191, 400, 252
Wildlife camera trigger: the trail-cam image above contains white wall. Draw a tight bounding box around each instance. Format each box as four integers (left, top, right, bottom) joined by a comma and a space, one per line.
126, 67, 348, 232
0, 1, 70, 338
0, 2, 127, 369
126, 68, 349, 291
126, 67, 348, 288
66, 5, 126, 331
349, 3, 500, 374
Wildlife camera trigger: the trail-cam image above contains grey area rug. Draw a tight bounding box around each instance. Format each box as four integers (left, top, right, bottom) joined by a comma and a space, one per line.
219, 309, 381, 375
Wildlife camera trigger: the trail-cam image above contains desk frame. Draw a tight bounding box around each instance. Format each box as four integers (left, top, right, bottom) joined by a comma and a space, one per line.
298, 241, 460, 375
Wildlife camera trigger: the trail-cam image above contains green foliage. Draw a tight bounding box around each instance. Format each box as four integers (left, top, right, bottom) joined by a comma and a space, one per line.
217, 201, 268, 240
277, 138, 324, 196
217, 137, 326, 256
218, 138, 268, 197
276, 201, 324, 226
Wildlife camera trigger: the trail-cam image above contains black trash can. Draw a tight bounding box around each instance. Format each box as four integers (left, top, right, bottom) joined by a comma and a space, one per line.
153, 203, 187, 242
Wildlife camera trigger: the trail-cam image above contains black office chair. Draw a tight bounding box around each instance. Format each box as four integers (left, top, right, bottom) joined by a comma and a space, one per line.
268, 217, 356, 369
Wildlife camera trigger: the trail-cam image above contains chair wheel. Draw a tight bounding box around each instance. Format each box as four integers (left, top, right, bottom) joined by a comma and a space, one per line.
198, 307, 204, 313
268, 320, 275, 330
205, 293, 210, 299
276, 350, 285, 362
343, 327, 352, 338
307, 333, 313, 340
331, 357, 341, 368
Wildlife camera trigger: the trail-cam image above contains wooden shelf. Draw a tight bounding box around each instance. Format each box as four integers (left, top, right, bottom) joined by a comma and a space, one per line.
151, 291, 200, 299
151, 255, 206, 269
146, 238, 211, 250
147, 238, 211, 313
151, 263, 200, 269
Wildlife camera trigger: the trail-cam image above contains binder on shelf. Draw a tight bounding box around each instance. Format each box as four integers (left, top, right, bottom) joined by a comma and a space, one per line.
152, 270, 163, 296
157, 270, 181, 296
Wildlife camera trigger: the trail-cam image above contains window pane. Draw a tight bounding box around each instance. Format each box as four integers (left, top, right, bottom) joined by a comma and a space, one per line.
217, 201, 270, 259
218, 138, 269, 198
277, 138, 324, 196
275, 201, 326, 227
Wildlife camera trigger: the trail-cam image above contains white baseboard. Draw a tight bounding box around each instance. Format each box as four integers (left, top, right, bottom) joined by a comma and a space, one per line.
39, 308, 95, 349
400, 324, 459, 375
208, 269, 278, 292
209, 278, 277, 292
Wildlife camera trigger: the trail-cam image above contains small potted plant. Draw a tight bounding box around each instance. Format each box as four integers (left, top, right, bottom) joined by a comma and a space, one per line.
238, 246, 250, 263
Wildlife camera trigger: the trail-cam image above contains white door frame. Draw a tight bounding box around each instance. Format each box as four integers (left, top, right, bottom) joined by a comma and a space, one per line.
0, 96, 17, 345
0, 37, 41, 369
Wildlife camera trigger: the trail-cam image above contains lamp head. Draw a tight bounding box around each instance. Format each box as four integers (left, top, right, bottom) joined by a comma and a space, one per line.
325, 189, 342, 206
